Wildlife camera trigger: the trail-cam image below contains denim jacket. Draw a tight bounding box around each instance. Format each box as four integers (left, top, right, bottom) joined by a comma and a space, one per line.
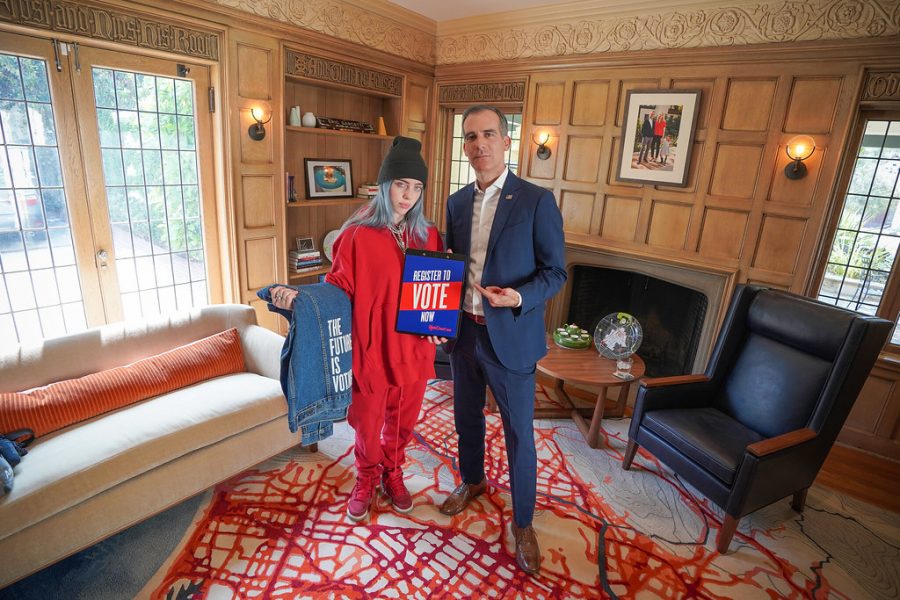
257, 283, 352, 445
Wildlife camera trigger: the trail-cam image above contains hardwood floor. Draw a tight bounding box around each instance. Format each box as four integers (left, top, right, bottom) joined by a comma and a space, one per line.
817, 443, 900, 514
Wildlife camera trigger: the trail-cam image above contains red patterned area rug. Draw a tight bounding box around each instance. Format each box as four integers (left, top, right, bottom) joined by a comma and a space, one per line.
144, 380, 899, 599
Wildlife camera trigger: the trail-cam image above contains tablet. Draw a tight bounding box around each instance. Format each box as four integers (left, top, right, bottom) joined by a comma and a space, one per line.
396, 249, 468, 339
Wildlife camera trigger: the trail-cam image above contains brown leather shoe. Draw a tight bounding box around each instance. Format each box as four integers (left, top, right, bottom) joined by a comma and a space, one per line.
439, 479, 487, 516
512, 524, 541, 574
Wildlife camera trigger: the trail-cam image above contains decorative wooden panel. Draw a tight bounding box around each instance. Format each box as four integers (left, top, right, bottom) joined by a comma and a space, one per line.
665, 141, 704, 194
0, 0, 220, 60
534, 82, 565, 125
606, 137, 639, 188
245, 237, 277, 290
559, 191, 595, 234
571, 80, 608, 126
240, 109, 274, 164
228, 28, 282, 316
285, 50, 402, 97
527, 142, 557, 180
752, 215, 807, 273
862, 71, 900, 102
407, 80, 429, 129
601, 196, 641, 242
839, 361, 900, 461
438, 80, 526, 104
846, 375, 894, 435
647, 201, 691, 249
697, 208, 748, 259
721, 79, 777, 131
563, 136, 603, 183
709, 144, 764, 199
615, 79, 660, 126
784, 77, 842, 134
237, 43, 272, 99
241, 175, 276, 228
405, 73, 431, 196
768, 146, 825, 205
671, 78, 715, 130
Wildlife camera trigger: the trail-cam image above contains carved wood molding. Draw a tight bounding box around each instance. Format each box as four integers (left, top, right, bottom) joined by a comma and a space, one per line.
213, 0, 434, 66
438, 81, 526, 104
864, 71, 900, 101
0, 0, 219, 60
285, 50, 402, 96
436, 0, 900, 64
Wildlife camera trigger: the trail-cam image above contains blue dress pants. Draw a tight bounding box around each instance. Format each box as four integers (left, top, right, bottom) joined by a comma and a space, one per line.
449, 316, 537, 528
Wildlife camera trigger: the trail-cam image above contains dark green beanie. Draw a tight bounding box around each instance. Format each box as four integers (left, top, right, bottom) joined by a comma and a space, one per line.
377, 136, 428, 186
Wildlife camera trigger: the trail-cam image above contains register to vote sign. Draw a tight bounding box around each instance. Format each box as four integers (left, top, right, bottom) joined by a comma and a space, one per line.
396, 250, 466, 338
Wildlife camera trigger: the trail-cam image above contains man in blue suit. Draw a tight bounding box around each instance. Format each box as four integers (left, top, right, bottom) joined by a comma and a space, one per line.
439, 105, 567, 575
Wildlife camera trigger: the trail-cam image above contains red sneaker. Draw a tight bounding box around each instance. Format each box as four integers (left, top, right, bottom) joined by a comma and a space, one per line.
382, 469, 413, 513
347, 476, 376, 522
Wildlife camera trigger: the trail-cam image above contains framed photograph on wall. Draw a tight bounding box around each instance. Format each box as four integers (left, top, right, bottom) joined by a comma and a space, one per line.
615, 90, 701, 187
304, 158, 354, 199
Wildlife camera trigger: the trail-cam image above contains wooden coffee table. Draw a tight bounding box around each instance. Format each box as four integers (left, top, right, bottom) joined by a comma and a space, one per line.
536, 336, 645, 448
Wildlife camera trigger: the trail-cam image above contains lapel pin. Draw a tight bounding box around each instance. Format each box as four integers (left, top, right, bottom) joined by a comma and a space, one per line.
505, 194, 513, 200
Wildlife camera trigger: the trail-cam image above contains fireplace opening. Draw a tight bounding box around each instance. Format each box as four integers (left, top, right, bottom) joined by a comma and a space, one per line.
566, 265, 708, 377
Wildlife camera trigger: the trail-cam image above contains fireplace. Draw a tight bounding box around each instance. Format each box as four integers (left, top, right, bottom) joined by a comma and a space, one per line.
567, 267, 707, 376
548, 243, 736, 376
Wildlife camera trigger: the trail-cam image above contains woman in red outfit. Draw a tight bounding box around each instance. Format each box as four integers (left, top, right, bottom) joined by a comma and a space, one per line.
272, 136, 443, 521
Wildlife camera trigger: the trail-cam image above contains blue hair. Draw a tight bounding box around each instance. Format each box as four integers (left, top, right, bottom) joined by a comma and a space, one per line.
340, 180, 431, 246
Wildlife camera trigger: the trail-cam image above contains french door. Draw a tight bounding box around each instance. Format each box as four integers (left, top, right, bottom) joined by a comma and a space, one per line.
0, 32, 221, 345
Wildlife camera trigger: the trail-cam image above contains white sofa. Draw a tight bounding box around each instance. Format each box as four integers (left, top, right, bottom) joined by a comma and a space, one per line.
0, 304, 302, 587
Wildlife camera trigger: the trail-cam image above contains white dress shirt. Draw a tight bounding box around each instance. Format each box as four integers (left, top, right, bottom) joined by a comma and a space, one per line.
464, 168, 509, 316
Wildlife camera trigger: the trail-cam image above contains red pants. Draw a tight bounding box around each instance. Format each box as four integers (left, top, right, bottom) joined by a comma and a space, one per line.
346, 380, 427, 479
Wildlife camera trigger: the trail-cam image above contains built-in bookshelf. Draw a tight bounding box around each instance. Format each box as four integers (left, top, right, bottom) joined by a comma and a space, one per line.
282, 47, 404, 280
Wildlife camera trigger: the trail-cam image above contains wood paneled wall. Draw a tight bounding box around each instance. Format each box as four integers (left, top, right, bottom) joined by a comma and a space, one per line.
843, 358, 900, 459
521, 61, 857, 294
228, 30, 284, 330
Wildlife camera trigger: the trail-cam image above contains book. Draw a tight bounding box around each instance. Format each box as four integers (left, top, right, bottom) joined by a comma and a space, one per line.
291, 260, 322, 267
316, 116, 375, 133
291, 254, 322, 263
291, 262, 329, 273
290, 250, 322, 260
286, 172, 297, 202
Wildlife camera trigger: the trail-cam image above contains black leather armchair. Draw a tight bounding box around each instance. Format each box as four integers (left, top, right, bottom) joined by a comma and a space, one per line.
623, 285, 892, 552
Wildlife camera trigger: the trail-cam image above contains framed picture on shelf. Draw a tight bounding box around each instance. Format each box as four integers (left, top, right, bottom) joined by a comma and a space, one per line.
615, 90, 701, 187
295, 236, 315, 252
304, 158, 354, 199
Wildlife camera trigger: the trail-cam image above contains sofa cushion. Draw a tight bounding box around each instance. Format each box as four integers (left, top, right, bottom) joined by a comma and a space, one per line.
0, 328, 245, 437
0, 371, 285, 541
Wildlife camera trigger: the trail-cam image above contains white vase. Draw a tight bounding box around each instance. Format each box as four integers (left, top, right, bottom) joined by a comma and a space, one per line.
288, 106, 301, 126
301, 112, 317, 127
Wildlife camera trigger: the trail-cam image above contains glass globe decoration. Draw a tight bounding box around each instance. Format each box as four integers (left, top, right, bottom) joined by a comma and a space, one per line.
594, 312, 643, 379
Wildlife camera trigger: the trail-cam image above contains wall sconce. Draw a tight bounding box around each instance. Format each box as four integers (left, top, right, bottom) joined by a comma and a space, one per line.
784, 135, 815, 180
533, 131, 552, 160
248, 107, 271, 141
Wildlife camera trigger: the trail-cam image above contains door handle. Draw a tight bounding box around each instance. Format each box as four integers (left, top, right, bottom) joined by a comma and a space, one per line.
97, 249, 109, 269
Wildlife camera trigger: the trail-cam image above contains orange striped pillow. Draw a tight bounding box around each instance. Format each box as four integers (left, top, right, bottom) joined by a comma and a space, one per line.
0, 328, 245, 438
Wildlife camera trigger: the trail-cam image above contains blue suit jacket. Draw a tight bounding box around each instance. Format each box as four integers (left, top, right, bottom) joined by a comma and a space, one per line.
445, 172, 567, 370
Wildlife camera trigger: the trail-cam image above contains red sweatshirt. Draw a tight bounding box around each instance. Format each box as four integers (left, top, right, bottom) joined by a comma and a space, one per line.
326, 224, 443, 394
